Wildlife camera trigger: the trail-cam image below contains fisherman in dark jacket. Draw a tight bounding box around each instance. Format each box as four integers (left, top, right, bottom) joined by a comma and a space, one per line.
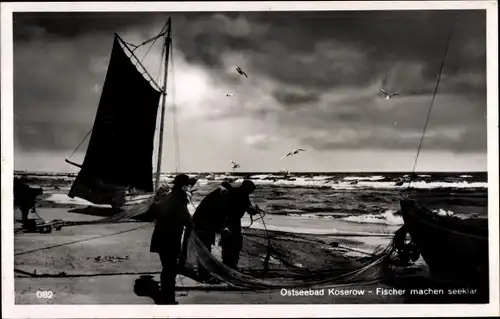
192, 181, 232, 281
150, 174, 197, 305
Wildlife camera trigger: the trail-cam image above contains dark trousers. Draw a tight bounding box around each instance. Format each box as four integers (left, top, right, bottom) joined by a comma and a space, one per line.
196, 230, 215, 280
158, 251, 179, 304
221, 231, 243, 270
20, 205, 31, 223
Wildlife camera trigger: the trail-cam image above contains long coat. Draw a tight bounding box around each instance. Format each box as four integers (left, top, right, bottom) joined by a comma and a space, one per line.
150, 189, 192, 255
192, 188, 228, 233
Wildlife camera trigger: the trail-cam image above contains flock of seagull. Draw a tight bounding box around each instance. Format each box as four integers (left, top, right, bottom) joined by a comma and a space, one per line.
225, 65, 400, 172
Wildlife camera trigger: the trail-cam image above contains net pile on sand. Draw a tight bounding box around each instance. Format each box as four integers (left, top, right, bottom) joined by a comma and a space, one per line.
179, 227, 395, 290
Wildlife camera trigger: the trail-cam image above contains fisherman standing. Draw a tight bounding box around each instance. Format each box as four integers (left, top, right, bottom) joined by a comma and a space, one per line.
149, 174, 197, 305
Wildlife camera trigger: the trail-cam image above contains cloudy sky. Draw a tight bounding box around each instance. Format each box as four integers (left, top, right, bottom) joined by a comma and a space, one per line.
13, 10, 487, 173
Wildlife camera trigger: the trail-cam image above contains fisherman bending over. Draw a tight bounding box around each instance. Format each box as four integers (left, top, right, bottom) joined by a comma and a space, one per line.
193, 180, 259, 281
149, 174, 197, 305
192, 181, 233, 282
14, 177, 43, 226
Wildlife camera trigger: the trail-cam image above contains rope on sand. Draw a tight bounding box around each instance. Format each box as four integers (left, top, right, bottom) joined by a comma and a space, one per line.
14, 224, 150, 256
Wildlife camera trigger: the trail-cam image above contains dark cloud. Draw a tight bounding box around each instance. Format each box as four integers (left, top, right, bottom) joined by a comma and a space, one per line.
13, 12, 167, 40
171, 10, 486, 94
12, 10, 487, 156
272, 91, 486, 154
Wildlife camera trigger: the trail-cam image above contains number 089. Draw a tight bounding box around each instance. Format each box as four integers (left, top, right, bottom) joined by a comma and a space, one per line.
36, 290, 53, 299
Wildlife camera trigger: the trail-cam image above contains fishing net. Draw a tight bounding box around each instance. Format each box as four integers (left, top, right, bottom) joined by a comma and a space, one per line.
179, 223, 397, 290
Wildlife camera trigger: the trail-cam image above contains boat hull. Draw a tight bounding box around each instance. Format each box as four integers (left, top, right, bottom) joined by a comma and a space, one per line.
68, 173, 128, 208
68, 172, 156, 210
400, 199, 488, 283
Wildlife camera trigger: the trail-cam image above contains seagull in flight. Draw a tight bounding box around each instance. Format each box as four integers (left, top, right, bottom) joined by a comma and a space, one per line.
229, 160, 240, 172
379, 88, 399, 100
236, 65, 248, 78
229, 160, 240, 169
280, 149, 306, 160
226, 93, 235, 97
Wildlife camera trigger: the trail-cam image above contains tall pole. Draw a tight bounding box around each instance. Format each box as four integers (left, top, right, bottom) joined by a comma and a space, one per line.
155, 18, 171, 191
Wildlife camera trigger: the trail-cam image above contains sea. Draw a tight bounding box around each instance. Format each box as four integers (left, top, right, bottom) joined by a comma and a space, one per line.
14, 170, 489, 253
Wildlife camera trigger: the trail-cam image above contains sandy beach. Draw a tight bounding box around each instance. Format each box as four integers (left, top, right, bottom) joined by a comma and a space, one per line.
15, 203, 489, 305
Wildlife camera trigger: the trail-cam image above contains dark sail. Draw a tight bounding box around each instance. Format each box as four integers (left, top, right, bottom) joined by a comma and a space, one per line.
69, 36, 162, 207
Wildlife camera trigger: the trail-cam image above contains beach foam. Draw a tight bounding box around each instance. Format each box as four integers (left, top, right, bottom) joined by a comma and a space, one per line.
340, 210, 404, 226
248, 178, 487, 190
43, 193, 151, 207
44, 194, 110, 207
343, 175, 386, 181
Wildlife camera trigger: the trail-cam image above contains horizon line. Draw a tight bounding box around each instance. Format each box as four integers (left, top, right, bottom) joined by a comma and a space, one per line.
13, 169, 488, 174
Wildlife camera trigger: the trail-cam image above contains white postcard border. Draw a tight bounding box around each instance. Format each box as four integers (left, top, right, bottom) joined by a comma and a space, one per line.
1, 1, 498, 318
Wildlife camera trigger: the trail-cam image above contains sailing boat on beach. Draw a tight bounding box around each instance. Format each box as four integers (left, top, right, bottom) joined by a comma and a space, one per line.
65, 18, 176, 209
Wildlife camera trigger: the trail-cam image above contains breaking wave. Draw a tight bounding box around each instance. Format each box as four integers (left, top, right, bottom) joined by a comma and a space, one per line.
240, 178, 487, 190
16, 171, 487, 191
340, 210, 404, 226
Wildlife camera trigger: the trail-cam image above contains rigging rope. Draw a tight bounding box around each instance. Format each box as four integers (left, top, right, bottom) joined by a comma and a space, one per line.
139, 24, 168, 64
406, 17, 456, 191
68, 127, 93, 159
131, 31, 169, 53
170, 39, 180, 173
153, 35, 167, 181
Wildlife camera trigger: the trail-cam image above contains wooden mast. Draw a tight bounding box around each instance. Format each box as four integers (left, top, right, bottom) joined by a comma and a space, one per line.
155, 18, 172, 191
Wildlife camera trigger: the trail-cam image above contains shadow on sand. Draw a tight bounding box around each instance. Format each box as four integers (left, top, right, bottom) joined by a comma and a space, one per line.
133, 275, 164, 304
68, 206, 120, 218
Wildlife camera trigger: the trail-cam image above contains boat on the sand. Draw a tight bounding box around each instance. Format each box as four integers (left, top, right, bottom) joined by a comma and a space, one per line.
65, 19, 176, 210
399, 196, 488, 284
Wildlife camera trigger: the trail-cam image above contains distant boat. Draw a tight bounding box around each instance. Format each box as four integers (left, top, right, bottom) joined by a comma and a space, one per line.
279, 168, 289, 175
65, 18, 175, 209
399, 197, 488, 284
